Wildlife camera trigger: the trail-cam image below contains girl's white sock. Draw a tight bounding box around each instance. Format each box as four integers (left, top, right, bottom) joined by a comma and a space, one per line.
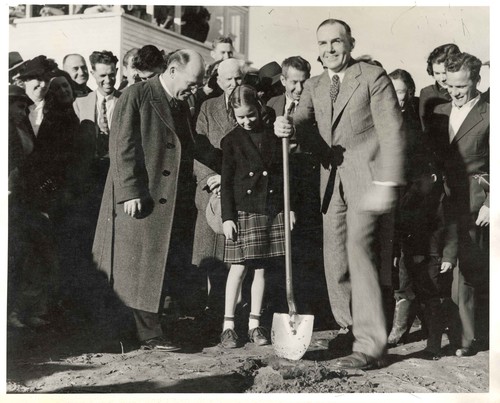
248, 313, 261, 330
223, 316, 235, 331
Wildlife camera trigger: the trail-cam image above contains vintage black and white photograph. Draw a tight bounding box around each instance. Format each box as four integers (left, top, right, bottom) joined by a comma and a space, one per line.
4, 2, 495, 398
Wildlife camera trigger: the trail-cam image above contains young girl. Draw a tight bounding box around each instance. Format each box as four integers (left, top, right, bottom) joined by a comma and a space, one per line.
219, 84, 295, 348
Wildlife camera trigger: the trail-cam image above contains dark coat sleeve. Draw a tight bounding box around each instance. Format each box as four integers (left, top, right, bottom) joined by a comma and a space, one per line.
220, 134, 237, 222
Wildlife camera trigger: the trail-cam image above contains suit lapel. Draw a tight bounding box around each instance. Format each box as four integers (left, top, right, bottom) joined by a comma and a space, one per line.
84, 91, 97, 122
316, 71, 332, 126
149, 76, 177, 135
332, 61, 360, 127
452, 97, 487, 144
212, 94, 233, 134
276, 94, 286, 116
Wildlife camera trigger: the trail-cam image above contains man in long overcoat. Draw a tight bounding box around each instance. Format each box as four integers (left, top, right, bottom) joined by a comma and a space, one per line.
92, 50, 221, 351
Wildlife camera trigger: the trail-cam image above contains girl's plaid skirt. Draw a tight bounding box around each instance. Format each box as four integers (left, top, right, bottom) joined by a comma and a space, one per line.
224, 211, 285, 264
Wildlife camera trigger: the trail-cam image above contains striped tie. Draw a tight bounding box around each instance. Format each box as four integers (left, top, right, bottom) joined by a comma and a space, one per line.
98, 98, 109, 134
330, 74, 340, 103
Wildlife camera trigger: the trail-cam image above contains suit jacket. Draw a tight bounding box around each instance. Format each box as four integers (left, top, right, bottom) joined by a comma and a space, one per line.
293, 60, 406, 212
191, 93, 236, 266
92, 76, 221, 312
428, 95, 489, 214
267, 94, 286, 117
73, 89, 121, 162
221, 126, 286, 222
419, 83, 451, 133
194, 93, 237, 211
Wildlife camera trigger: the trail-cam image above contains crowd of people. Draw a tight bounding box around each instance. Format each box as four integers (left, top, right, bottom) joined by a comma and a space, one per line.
8, 17, 489, 370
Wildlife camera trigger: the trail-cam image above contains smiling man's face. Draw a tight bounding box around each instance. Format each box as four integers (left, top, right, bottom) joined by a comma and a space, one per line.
446, 67, 479, 108
317, 22, 353, 73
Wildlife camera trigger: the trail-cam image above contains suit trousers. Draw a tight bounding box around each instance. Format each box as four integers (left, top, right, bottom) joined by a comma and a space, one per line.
323, 174, 387, 358
133, 309, 163, 341
449, 214, 489, 348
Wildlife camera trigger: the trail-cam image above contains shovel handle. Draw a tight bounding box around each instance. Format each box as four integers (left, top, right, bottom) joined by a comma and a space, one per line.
282, 136, 297, 316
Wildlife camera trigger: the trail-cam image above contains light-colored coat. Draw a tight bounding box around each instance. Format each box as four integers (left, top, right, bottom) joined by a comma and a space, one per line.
293, 60, 406, 358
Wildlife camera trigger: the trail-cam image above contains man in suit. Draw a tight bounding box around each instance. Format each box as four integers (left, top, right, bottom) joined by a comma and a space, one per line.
275, 19, 406, 369
267, 56, 327, 320
92, 49, 222, 351
73, 51, 120, 243
191, 58, 242, 338
419, 44, 461, 132
63, 54, 92, 98
428, 52, 489, 357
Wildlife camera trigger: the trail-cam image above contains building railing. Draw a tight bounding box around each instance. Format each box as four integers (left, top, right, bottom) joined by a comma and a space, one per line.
9, 4, 249, 56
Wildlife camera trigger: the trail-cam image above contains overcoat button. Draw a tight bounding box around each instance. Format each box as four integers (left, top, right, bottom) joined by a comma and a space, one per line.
269, 189, 274, 194
166, 143, 175, 149
162, 170, 171, 176
262, 171, 268, 176
249, 172, 254, 177
159, 198, 167, 204
247, 189, 252, 194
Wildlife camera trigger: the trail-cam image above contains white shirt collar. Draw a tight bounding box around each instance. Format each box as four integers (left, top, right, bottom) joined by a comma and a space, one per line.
327, 66, 347, 83
96, 90, 116, 102
451, 93, 481, 111
159, 74, 175, 99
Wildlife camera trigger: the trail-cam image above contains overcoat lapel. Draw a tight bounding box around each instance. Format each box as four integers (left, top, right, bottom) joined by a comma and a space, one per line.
148, 76, 177, 135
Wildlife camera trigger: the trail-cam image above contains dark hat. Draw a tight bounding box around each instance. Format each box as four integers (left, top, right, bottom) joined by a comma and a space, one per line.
17, 55, 58, 80
258, 61, 282, 86
9, 85, 33, 105
205, 193, 224, 235
9, 51, 26, 71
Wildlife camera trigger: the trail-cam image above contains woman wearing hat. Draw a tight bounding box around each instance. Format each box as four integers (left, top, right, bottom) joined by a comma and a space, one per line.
8, 84, 57, 329
11, 69, 81, 327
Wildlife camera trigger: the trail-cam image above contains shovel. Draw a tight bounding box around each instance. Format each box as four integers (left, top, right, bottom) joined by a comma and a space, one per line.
271, 133, 314, 361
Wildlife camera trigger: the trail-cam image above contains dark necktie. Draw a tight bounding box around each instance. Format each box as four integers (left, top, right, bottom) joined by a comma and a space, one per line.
170, 98, 181, 112
98, 98, 109, 134
330, 74, 340, 103
286, 100, 296, 118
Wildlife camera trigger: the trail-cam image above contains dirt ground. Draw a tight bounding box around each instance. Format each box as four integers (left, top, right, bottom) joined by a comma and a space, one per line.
6, 312, 490, 395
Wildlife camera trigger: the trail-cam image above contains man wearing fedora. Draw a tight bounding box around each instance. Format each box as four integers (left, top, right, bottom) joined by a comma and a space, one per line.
258, 61, 284, 103
9, 51, 28, 85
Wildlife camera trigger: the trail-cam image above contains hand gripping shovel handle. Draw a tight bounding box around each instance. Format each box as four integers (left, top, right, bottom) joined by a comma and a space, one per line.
282, 134, 297, 317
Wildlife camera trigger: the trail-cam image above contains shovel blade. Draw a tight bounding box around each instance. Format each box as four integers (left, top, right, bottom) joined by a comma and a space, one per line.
271, 312, 314, 360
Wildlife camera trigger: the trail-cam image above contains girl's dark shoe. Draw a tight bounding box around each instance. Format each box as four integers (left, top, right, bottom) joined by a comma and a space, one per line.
220, 328, 239, 348
248, 326, 270, 346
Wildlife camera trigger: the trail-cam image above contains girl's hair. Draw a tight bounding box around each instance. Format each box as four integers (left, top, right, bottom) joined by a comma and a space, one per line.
228, 84, 276, 128
228, 84, 267, 121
